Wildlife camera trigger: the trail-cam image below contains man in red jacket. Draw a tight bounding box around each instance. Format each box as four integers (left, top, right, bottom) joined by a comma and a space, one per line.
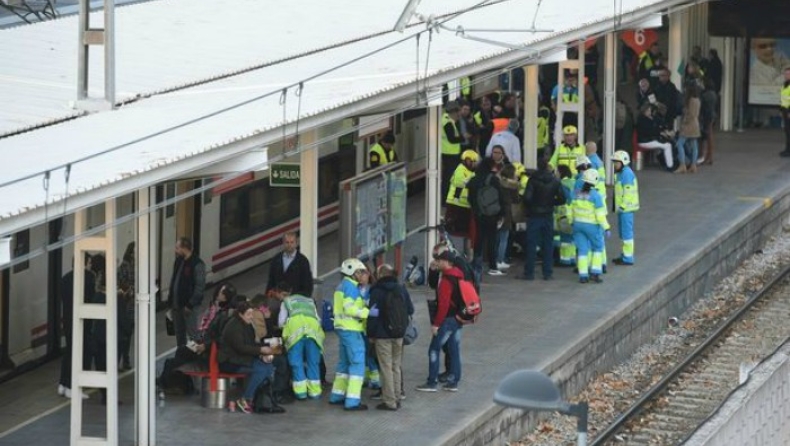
416, 248, 464, 393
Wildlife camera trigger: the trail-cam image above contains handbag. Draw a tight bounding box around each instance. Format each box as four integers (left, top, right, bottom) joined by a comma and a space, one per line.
402, 317, 418, 346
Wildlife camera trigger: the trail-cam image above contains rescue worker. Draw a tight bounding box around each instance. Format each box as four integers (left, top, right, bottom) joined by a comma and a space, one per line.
368, 132, 397, 169
638, 42, 661, 86
781, 67, 790, 157
511, 162, 529, 196
612, 151, 640, 265
441, 101, 465, 200
570, 169, 610, 284
555, 165, 576, 267
445, 150, 479, 242
329, 258, 375, 411
278, 286, 325, 400
549, 125, 586, 177
582, 144, 609, 272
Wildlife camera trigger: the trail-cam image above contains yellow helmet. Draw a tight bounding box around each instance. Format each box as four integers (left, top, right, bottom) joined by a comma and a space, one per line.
511, 162, 526, 176
563, 125, 578, 135
612, 150, 631, 166
461, 149, 479, 163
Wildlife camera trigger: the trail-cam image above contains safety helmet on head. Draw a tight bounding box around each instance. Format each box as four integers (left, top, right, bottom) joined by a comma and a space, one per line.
612, 150, 631, 166
575, 155, 591, 168
461, 149, 479, 163
563, 125, 578, 135
582, 168, 599, 185
340, 258, 367, 277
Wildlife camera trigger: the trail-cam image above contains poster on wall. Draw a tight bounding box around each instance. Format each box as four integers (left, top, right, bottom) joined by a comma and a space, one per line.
748, 37, 790, 106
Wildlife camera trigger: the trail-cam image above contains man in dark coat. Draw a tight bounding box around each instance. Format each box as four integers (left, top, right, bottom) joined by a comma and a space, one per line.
168, 237, 206, 348
522, 158, 566, 281
265, 232, 314, 297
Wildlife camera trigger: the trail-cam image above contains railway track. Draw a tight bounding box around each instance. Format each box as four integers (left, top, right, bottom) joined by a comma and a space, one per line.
590, 266, 790, 446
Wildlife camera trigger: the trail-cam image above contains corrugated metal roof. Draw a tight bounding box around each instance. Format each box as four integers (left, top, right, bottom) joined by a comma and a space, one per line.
0, 0, 492, 137
0, 0, 684, 235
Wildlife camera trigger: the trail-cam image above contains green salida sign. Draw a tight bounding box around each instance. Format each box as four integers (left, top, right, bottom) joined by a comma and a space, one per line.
269, 163, 301, 187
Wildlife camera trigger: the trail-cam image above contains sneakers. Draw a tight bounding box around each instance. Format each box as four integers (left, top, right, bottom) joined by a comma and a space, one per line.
442, 383, 459, 392
437, 372, 451, 383
496, 262, 511, 270
59, 385, 89, 399
370, 390, 382, 400
236, 398, 252, 414
400, 390, 406, 400
415, 383, 438, 392
487, 269, 505, 276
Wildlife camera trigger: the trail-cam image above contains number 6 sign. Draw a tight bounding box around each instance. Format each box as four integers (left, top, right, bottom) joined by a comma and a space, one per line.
621, 29, 658, 55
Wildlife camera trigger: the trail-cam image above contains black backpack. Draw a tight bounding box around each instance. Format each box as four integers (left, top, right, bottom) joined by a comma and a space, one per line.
475, 173, 501, 217
381, 286, 409, 338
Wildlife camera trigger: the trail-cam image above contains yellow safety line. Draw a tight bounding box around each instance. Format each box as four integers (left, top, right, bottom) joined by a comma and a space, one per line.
737, 196, 773, 208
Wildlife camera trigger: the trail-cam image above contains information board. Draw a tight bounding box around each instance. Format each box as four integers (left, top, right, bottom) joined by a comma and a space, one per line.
353, 174, 389, 259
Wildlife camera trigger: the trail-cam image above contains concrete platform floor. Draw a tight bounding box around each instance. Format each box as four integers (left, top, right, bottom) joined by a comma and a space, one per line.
1, 129, 789, 446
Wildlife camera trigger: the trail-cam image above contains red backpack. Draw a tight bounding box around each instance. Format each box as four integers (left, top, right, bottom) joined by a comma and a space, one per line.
447, 276, 482, 324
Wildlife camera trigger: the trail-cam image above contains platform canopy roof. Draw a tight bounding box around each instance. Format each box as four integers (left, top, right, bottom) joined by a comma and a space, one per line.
0, 0, 690, 236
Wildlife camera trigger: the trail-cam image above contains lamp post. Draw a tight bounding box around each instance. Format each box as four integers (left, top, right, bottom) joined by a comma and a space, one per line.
493, 370, 589, 446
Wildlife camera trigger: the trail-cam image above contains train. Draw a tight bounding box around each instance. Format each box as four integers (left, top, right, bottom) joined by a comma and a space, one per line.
0, 109, 431, 380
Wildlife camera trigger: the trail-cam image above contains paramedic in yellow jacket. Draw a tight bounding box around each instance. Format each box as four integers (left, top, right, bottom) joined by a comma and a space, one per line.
329, 258, 375, 410
445, 150, 479, 240
549, 125, 586, 177
277, 284, 325, 400
570, 169, 610, 284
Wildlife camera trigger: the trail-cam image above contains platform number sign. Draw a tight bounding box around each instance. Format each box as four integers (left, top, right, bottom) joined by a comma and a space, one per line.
621, 29, 658, 55
270, 163, 301, 187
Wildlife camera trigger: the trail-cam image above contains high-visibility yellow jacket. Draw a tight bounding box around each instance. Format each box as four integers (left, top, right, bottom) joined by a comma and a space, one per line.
333, 277, 369, 332
282, 295, 324, 351
446, 163, 475, 208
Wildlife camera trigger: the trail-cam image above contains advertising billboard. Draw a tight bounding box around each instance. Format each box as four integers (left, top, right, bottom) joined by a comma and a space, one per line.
748, 38, 790, 106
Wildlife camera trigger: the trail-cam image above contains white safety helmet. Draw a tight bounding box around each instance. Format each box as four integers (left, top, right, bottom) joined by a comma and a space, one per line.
582, 168, 599, 186
340, 258, 367, 277
612, 150, 631, 166
575, 155, 591, 169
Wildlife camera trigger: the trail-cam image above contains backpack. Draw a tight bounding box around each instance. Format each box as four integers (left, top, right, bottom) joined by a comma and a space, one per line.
475, 174, 501, 217
453, 252, 480, 293
321, 299, 334, 332
381, 287, 410, 338
253, 379, 286, 414
448, 276, 482, 324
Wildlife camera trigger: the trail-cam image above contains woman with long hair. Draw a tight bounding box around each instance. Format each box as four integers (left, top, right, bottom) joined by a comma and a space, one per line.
675, 83, 701, 174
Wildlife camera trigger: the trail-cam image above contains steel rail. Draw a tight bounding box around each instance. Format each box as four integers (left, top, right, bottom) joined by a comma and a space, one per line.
590, 262, 790, 446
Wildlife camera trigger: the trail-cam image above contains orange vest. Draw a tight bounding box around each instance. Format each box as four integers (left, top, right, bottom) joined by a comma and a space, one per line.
491, 118, 509, 134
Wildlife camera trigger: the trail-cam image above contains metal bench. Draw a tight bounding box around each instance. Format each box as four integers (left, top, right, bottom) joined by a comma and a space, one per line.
183, 343, 245, 409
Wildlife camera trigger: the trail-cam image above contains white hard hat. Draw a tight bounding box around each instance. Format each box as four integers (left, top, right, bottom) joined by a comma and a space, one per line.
340, 258, 366, 276
575, 155, 591, 168
612, 150, 631, 166
582, 169, 599, 185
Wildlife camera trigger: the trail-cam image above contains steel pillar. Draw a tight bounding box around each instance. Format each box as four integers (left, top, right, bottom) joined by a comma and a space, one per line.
300, 131, 319, 276
720, 37, 735, 131
71, 200, 119, 446
77, 0, 115, 107
603, 32, 618, 185
425, 88, 442, 261
522, 65, 539, 169
134, 188, 157, 445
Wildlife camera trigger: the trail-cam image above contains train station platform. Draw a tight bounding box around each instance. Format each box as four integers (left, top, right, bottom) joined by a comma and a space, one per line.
1, 129, 789, 446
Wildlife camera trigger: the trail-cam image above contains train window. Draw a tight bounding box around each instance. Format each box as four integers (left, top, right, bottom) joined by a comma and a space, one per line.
165, 183, 176, 218
219, 179, 299, 247
318, 134, 357, 207
12, 229, 29, 273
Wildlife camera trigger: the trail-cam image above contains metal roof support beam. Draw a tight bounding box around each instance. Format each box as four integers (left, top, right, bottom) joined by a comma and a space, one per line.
719, 37, 735, 131
424, 88, 442, 264
603, 31, 618, 185
77, 0, 115, 109
522, 64, 539, 170
71, 201, 119, 446
134, 187, 157, 446
299, 130, 318, 281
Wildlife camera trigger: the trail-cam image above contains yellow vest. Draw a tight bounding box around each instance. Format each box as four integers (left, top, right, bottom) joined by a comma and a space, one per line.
460, 77, 471, 97
517, 174, 529, 196
333, 277, 368, 332
550, 144, 586, 176
537, 106, 550, 147
614, 168, 640, 213
782, 84, 790, 109
441, 113, 461, 156
446, 164, 475, 208
369, 143, 396, 168
282, 295, 325, 351
571, 191, 610, 230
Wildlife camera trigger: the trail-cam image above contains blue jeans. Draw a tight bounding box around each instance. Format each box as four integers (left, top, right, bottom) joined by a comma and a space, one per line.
222, 359, 274, 401
524, 216, 554, 279
427, 318, 462, 385
675, 136, 699, 166
496, 227, 510, 264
